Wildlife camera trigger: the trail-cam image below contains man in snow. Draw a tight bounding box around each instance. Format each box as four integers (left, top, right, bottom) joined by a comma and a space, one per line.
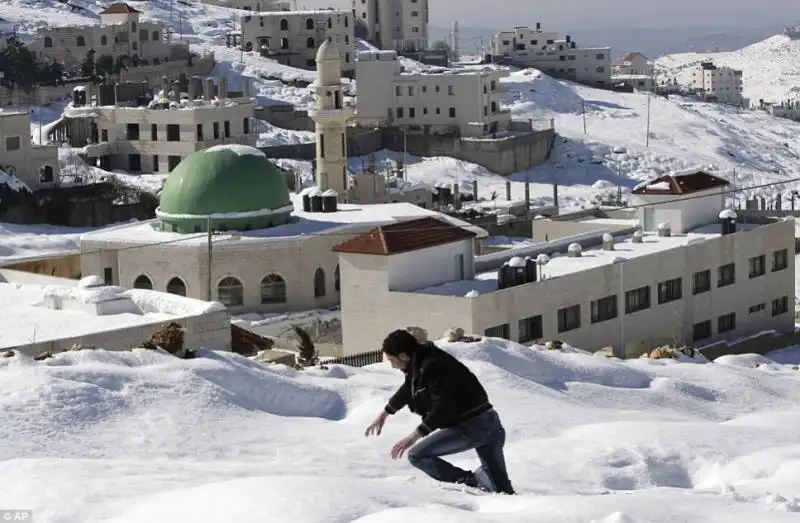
364, 329, 515, 494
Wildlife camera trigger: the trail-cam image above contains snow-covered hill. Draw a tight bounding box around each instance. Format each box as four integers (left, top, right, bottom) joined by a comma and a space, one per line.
656, 35, 800, 103
2, 337, 800, 522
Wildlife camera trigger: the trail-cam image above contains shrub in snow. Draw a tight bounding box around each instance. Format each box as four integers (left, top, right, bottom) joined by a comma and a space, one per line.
145, 322, 195, 360
443, 327, 482, 343
1, 350, 14, 358
292, 325, 318, 368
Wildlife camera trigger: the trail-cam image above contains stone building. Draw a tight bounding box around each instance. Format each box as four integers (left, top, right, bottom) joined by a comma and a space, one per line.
0, 111, 60, 189
54, 77, 255, 173
30, 3, 190, 70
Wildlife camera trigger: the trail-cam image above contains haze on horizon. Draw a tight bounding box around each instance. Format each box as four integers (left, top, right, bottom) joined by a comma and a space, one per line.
294, 0, 799, 30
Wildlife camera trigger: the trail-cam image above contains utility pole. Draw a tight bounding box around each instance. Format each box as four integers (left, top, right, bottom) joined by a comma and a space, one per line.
240, 14, 244, 63
645, 92, 651, 147
206, 216, 213, 301
402, 127, 407, 180
581, 99, 587, 134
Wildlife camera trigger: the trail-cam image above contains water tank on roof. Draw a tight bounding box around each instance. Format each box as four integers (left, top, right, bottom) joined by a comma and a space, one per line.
719, 208, 737, 235
508, 256, 526, 286
524, 256, 537, 283
72, 87, 86, 107
322, 189, 338, 212
308, 187, 323, 212
302, 193, 311, 212
497, 263, 511, 289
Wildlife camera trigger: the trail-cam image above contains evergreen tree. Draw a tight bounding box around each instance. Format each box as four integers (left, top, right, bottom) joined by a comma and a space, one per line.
0, 37, 41, 92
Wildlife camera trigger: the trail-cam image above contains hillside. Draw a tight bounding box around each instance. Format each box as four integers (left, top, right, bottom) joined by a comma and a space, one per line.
655, 35, 800, 103
2, 338, 800, 522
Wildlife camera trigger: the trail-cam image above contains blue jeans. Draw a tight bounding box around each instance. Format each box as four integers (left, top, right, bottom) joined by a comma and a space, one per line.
407, 409, 514, 494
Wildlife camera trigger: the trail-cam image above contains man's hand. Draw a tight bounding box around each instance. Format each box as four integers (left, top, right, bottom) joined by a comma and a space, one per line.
391, 430, 421, 460
365, 411, 389, 437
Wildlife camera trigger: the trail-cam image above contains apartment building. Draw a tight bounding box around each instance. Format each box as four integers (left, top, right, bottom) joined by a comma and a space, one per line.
614, 52, 653, 76
334, 170, 795, 356
201, 0, 289, 11
352, 0, 429, 52
355, 50, 511, 137
30, 3, 189, 70
0, 111, 60, 189
689, 61, 745, 106
491, 24, 611, 85
60, 77, 255, 174
240, 9, 355, 73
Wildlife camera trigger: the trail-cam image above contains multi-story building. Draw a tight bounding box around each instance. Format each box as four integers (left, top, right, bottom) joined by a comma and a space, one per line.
355, 50, 511, 137
491, 24, 611, 85
240, 9, 355, 74
688, 61, 745, 106
59, 77, 256, 174
0, 111, 60, 189
30, 3, 189, 70
352, 0, 429, 52
201, 0, 289, 11
614, 52, 652, 76
334, 170, 795, 356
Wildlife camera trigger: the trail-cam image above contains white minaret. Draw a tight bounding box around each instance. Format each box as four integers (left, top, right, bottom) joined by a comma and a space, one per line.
451, 20, 459, 62
308, 40, 354, 202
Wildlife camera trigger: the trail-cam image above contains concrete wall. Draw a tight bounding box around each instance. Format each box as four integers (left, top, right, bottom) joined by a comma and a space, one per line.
11, 309, 231, 357
0, 255, 82, 279
259, 127, 382, 160
255, 105, 314, 131
531, 219, 637, 242
699, 330, 800, 360
0, 267, 79, 285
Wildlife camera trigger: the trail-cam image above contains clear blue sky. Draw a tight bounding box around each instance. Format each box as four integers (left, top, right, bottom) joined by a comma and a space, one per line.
296, 0, 798, 29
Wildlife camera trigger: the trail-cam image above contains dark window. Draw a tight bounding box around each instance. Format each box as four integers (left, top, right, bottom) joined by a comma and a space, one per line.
557, 305, 581, 333
718, 263, 735, 287
126, 123, 140, 140
260, 274, 286, 304
213, 122, 220, 139
409, 107, 416, 118
101, 129, 108, 142
151, 123, 157, 140
334, 265, 340, 292
133, 274, 152, 289
657, 277, 682, 304
625, 286, 650, 314
772, 249, 789, 271
692, 320, 712, 341
166, 277, 186, 296
153, 155, 159, 172
590, 295, 617, 323
103, 267, 113, 285
243, 117, 250, 134
772, 296, 789, 316
128, 154, 141, 171
449, 107, 456, 117
718, 313, 736, 333
485, 323, 510, 339
748, 303, 765, 314
518, 315, 543, 343
748, 255, 765, 278
166, 124, 180, 141
168, 155, 182, 171
196, 123, 203, 141
224, 121, 230, 138
314, 267, 326, 297
693, 270, 710, 294
397, 107, 404, 118
320, 134, 325, 157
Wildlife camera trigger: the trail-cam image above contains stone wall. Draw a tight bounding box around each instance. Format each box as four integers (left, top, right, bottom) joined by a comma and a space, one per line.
254, 105, 314, 131
11, 309, 232, 357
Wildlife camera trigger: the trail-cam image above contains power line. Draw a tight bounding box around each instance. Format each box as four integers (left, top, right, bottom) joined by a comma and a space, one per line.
72, 175, 800, 257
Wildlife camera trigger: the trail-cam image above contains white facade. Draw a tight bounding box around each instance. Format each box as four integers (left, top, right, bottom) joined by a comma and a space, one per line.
30, 3, 189, 70
337, 178, 795, 356
388, 240, 474, 291
689, 62, 744, 105
201, 0, 289, 11
353, 0, 429, 51
240, 10, 355, 73
615, 52, 652, 76
491, 25, 611, 85
63, 79, 256, 173
309, 40, 355, 199
355, 50, 511, 137
0, 111, 60, 189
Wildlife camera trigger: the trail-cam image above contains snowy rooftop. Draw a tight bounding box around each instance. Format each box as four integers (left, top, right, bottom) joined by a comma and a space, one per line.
80, 195, 486, 247
0, 281, 225, 349
411, 222, 762, 296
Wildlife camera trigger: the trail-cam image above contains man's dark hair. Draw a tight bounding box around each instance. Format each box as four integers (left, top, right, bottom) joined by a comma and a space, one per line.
381, 329, 421, 356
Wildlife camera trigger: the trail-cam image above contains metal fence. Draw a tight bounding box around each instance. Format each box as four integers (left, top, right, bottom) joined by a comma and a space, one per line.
324, 349, 383, 367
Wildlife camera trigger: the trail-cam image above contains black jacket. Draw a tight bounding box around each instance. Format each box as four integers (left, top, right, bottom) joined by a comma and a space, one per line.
384, 342, 492, 436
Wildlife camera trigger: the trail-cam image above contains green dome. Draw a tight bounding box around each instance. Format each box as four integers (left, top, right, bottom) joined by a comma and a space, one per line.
155, 145, 293, 233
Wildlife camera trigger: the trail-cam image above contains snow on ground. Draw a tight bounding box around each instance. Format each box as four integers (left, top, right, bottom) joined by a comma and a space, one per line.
655, 34, 800, 103
0, 222, 94, 262
2, 337, 800, 522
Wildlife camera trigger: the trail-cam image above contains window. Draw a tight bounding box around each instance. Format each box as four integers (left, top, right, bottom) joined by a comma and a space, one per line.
196, 123, 204, 141
596, 53, 605, 60
408, 86, 414, 96
280, 18, 288, 30
772, 248, 788, 271
224, 121, 230, 138
657, 277, 682, 304
693, 270, 710, 294
217, 277, 244, 307
447, 85, 454, 95
320, 134, 325, 157
280, 37, 289, 49
151, 123, 157, 140
557, 304, 581, 333
213, 122, 220, 139
590, 295, 617, 323
44, 36, 53, 48
449, 107, 456, 117
39, 165, 54, 183
748, 255, 765, 278
409, 107, 415, 118
717, 263, 735, 287
153, 155, 159, 172
77, 35, 85, 47
126, 123, 140, 140
260, 274, 286, 304
128, 154, 141, 171
692, 320, 712, 342
4, 136, 19, 151
334, 264, 340, 292
749, 302, 765, 314
717, 313, 736, 333
397, 107, 404, 118
625, 286, 650, 313
101, 129, 108, 142
484, 323, 510, 339
395, 85, 401, 96
305, 17, 314, 30
518, 315, 543, 343
166, 124, 180, 141
168, 155, 182, 171
306, 37, 315, 48
133, 275, 153, 290
103, 267, 113, 285
314, 267, 326, 297
243, 117, 250, 134
166, 277, 186, 296
411, 9, 419, 16
772, 296, 789, 317
152, 30, 159, 41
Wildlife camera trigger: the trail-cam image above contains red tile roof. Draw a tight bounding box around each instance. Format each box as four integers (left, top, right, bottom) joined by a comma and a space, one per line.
100, 3, 141, 14
631, 170, 730, 195
332, 217, 476, 256
622, 52, 647, 62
